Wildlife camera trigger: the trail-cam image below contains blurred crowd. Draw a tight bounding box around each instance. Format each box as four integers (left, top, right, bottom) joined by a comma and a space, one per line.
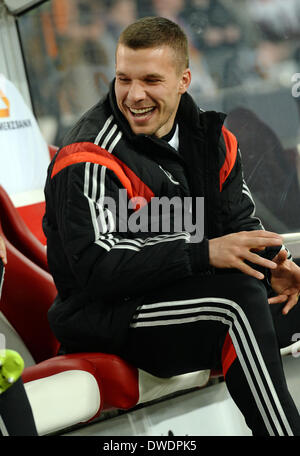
19, 0, 300, 140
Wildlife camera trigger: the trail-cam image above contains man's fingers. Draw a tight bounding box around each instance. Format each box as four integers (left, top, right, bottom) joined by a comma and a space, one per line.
268, 294, 288, 305
246, 251, 278, 270
249, 237, 283, 249
282, 294, 299, 315
242, 233, 282, 251
268, 291, 299, 313
209, 231, 283, 273
246, 230, 283, 241
250, 247, 266, 252
273, 249, 287, 264
236, 260, 264, 280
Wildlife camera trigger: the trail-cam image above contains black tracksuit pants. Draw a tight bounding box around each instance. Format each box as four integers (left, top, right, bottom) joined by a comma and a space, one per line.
118, 272, 300, 436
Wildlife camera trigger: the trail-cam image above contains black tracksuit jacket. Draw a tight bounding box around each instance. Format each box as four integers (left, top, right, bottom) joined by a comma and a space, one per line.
43, 81, 269, 354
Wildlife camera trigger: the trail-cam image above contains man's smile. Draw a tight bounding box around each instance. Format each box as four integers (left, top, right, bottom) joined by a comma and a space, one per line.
128, 106, 156, 117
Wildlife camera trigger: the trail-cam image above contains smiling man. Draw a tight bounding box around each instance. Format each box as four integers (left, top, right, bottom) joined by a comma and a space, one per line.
115, 44, 190, 137
44, 17, 300, 436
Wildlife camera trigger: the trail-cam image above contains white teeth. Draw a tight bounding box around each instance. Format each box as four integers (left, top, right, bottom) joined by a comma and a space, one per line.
130, 107, 154, 114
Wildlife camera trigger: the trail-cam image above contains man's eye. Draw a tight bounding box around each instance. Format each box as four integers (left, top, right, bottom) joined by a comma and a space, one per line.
118, 78, 130, 83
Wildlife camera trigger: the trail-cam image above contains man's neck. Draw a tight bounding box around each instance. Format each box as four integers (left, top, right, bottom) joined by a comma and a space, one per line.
160, 122, 177, 143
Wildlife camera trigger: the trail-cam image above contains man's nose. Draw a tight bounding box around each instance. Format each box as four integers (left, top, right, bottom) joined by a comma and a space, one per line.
127, 81, 146, 104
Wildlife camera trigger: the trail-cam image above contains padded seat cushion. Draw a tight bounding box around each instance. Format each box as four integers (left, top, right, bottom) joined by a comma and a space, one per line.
23, 353, 139, 411
24, 370, 100, 436
22, 352, 210, 435
0, 235, 59, 363
137, 368, 210, 404
0, 185, 48, 271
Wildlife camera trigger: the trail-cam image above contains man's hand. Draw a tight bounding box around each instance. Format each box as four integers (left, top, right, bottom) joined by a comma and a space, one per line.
268, 249, 300, 314
0, 235, 7, 265
209, 230, 283, 280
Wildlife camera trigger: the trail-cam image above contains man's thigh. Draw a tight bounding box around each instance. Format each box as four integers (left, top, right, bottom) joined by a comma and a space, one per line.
119, 272, 269, 377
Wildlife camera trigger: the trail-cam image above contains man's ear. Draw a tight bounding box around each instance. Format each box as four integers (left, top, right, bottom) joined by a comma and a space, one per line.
179, 68, 191, 94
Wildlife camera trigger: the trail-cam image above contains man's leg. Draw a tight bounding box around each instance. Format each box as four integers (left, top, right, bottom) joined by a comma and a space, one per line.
119, 272, 300, 436
270, 299, 300, 349
0, 378, 38, 436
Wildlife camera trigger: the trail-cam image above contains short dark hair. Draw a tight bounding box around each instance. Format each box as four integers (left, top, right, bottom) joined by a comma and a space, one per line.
117, 16, 189, 72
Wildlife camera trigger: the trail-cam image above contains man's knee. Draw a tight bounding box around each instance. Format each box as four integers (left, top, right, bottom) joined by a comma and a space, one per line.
209, 272, 269, 317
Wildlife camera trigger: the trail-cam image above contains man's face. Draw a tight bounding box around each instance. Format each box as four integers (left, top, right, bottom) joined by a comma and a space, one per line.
115, 44, 191, 138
